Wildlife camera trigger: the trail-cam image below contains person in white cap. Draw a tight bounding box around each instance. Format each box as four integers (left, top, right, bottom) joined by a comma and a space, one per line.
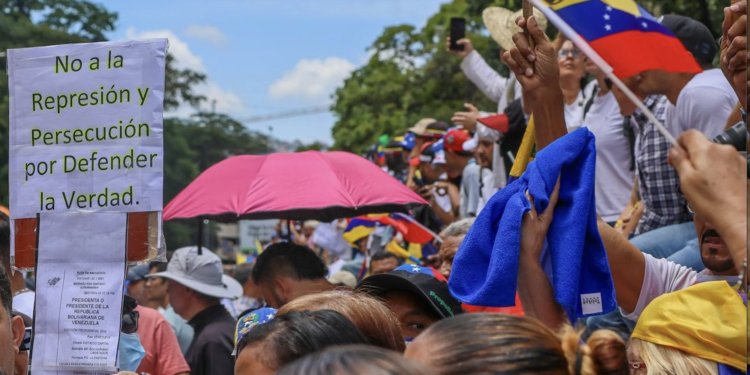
148, 246, 242, 375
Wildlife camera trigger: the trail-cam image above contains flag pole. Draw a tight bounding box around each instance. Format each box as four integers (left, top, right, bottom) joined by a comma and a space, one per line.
523, 0, 536, 50
526, 0, 679, 148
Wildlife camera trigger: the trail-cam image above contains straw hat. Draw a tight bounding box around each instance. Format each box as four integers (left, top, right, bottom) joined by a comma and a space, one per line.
483, 7, 548, 52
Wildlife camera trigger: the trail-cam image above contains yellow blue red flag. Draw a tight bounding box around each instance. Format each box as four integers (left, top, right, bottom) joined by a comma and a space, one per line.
542, 0, 701, 78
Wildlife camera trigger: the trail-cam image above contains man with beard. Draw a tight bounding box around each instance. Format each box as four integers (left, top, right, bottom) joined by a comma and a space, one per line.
598, 199, 742, 324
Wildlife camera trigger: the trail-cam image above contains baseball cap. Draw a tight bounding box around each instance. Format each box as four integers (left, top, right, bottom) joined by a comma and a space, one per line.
355, 264, 464, 319
126, 264, 151, 283
443, 128, 473, 153
381, 140, 404, 154
407, 118, 437, 136
660, 15, 718, 66
418, 142, 437, 164
400, 132, 416, 151
148, 246, 243, 299
463, 133, 479, 152
234, 307, 277, 354
422, 121, 450, 139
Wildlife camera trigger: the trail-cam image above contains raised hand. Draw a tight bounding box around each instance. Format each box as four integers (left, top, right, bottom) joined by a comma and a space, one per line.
446, 37, 475, 58
501, 16, 559, 98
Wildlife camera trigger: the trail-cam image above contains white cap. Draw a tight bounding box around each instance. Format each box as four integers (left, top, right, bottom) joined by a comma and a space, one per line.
149, 246, 243, 299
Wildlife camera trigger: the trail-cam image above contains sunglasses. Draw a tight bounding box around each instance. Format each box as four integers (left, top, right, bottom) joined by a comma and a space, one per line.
122, 310, 139, 334
122, 295, 139, 334
557, 49, 581, 60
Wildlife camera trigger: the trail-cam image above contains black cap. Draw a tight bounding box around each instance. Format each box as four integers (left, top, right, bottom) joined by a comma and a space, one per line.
661, 15, 718, 67
355, 264, 463, 319
419, 142, 437, 163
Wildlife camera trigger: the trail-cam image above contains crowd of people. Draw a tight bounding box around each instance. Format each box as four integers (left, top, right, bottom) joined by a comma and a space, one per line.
0, 2, 747, 375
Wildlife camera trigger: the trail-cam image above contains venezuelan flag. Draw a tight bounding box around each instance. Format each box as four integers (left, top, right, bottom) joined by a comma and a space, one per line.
343, 213, 439, 246
389, 213, 439, 245
342, 216, 383, 245
543, 0, 701, 78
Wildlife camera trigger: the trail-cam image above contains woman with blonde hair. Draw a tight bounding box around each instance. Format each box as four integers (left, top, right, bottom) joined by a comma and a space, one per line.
627, 281, 747, 375
277, 289, 405, 352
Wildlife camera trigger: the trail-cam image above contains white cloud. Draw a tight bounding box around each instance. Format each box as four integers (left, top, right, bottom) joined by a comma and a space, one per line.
185, 24, 227, 47
124, 27, 245, 116
126, 27, 204, 72
269, 57, 355, 100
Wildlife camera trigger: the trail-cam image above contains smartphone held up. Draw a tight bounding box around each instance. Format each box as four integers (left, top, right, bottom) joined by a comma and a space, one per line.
450, 17, 466, 51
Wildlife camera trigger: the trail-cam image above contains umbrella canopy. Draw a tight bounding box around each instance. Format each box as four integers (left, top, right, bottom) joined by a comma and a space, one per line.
163, 151, 427, 222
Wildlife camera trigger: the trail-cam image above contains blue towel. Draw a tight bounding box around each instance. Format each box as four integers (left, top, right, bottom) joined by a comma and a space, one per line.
449, 128, 616, 319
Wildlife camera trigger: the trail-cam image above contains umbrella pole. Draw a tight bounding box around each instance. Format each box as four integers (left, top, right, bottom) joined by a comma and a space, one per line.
197, 217, 203, 255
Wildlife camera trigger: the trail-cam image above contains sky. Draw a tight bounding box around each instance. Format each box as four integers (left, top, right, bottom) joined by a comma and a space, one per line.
99, 0, 447, 145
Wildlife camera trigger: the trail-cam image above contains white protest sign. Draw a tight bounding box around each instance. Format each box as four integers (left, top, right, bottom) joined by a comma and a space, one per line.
31, 212, 127, 373
8, 39, 166, 219
8, 39, 167, 374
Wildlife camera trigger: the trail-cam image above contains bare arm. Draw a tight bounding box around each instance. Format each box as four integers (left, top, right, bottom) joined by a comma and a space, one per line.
517, 179, 567, 330
597, 217, 646, 313
614, 177, 640, 237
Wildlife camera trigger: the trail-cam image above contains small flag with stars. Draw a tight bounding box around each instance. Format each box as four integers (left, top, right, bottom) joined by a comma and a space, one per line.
540, 0, 701, 78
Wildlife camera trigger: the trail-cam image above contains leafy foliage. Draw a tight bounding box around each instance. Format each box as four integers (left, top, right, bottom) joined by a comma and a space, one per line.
162, 114, 272, 248
295, 141, 328, 152
331, 0, 724, 154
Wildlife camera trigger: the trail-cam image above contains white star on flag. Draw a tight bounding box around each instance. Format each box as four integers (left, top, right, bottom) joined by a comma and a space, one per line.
606, 6, 612, 11
267, 313, 275, 320
411, 265, 421, 272
604, 14, 610, 20
642, 22, 648, 28
605, 24, 612, 31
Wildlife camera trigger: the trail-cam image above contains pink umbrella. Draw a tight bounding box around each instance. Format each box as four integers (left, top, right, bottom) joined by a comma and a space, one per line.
164, 151, 427, 222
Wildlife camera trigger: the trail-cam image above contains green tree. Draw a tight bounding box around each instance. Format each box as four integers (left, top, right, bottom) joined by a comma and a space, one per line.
295, 141, 328, 152
162, 113, 273, 249
331, 0, 724, 154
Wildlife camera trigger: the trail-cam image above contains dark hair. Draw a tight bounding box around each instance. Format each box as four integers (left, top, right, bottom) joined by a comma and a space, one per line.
0, 263, 12, 318
417, 313, 604, 375
233, 262, 255, 286
252, 243, 328, 285
370, 252, 401, 265
277, 345, 432, 375
236, 310, 369, 371
0, 212, 10, 266
149, 261, 168, 273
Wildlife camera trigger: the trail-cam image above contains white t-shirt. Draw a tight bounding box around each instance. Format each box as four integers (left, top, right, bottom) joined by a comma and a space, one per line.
665, 69, 738, 140
621, 253, 706, 321
477, 168, 499, 215
460, 162, 481, 219
583, 90, 634, 222
460, 50, 523, 114
13, 291, 35, 318
565, 89, 587, 132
